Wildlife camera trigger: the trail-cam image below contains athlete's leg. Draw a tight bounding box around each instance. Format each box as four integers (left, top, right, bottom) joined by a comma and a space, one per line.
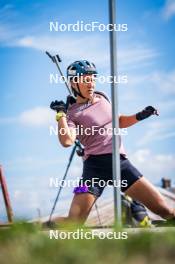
68, 193, 97, 223
125, 177, 175, 219
53, 192, 97, 225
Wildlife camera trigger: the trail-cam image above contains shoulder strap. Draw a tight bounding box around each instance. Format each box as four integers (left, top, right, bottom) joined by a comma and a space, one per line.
66, 95, 76, 110
94, 91, 111, 103
66, 91, 111, 109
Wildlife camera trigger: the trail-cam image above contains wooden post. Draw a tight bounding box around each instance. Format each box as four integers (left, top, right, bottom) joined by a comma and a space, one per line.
0, 165, 13, 223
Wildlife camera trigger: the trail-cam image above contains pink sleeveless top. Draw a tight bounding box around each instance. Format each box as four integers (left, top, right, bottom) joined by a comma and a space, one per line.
66, 93, 126, 160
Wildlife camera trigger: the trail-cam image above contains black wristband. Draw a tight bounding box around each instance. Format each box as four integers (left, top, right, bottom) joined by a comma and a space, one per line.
136, 106, 156, 121
136, 112, 144, 121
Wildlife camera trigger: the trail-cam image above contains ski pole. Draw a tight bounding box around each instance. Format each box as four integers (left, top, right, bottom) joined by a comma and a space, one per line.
95, 203, 102, 226
49, 144, 77, 222
46, 51, 72, 95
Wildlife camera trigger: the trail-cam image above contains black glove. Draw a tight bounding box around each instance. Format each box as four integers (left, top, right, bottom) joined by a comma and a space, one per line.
50, 96, 76, 113
50, 100, 67, 113
136, 106, 158, 121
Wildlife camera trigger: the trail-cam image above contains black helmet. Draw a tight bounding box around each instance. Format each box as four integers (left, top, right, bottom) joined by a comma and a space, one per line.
67, 60, 97, 99
67, 60, 97, 78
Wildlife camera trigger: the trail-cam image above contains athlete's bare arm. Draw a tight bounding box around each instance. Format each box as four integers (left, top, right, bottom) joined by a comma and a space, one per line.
58, 117, 76, 147
119, 115, 138, 128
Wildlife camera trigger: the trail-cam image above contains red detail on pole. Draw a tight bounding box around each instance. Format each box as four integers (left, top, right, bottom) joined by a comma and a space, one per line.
0, 165, 13, 223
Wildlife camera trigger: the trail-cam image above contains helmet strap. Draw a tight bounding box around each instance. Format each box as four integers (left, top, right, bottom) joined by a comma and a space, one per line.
72, 83, 86, 99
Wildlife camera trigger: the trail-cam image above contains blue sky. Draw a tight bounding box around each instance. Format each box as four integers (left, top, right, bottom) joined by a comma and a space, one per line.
0, 0, 175, 221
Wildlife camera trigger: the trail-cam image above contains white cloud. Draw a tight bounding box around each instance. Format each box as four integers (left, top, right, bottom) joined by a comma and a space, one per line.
125, 69, 175, 95
13, 35, 109, 65
118, 46, 158, 70
130, 148, 175, 184
118, 69, 175, 115
0, 3, 160, 72
12, 189, 43, 218
150, 70, 175, 94
15, 35, 158, 70
158, 99, 175, 113
0, 106, 55, 127
0, 17, 158, 70
8, 157, 83, 219
137, 118, 175, 146
14, 190, 22, 200
19, 106, 54, 126
162, 0, 175, 20
4, 156, 66, 171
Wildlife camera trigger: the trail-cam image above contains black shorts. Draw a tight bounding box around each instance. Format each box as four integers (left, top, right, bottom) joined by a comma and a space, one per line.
73, 153, 143, 197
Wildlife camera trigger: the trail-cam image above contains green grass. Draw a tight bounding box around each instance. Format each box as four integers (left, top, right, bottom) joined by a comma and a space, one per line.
0, 222, 175, 264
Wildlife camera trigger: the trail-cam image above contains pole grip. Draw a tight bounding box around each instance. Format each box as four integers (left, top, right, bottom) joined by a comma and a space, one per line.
56, 55, 62, 62
45, 51, 55, 63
